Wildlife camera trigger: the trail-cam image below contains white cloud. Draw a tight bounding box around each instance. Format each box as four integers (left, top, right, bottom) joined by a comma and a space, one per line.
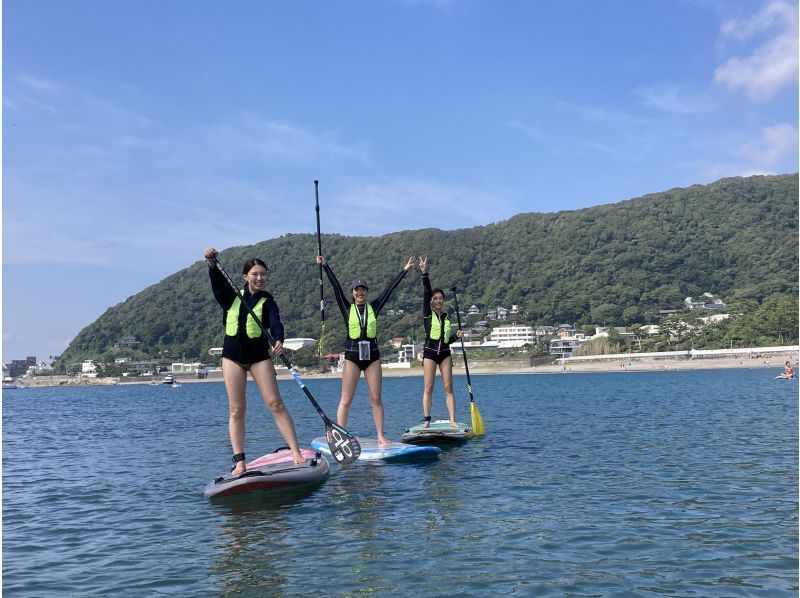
714, 0, 799, 100
198, 114, 369, 164
699, 122, 798, 179
638, 83, 712, 114
506, 120, 546, 141
324, 177, 511, 235
17, 74, 61, 92
736, 122, 798, 166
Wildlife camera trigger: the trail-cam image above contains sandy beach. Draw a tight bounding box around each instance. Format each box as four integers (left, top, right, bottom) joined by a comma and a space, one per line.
17, 352, 798, 387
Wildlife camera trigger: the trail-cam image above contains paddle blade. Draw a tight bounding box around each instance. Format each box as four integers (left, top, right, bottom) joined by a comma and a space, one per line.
325, 421, 361, 464
470, 402, 486, 436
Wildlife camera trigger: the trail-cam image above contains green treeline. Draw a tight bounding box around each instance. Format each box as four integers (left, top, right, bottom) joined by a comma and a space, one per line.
58, 174, 798, 366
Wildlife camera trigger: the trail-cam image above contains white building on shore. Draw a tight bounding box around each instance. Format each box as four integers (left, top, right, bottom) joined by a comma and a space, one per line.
488, 325, 536, 348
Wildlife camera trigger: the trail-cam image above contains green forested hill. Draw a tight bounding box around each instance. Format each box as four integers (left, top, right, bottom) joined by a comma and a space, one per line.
59, 174, 798, 365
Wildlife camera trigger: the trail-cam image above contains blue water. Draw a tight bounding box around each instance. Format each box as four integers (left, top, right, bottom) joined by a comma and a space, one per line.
3, 369, 797, 596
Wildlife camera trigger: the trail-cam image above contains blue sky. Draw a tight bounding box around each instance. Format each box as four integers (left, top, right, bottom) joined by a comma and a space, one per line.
3, 0, 798, 363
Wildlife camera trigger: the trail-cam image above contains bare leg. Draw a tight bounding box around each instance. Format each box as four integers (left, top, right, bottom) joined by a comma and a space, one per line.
362, 360, 389, 445
222, 357, 248, 474
250, 360, 305, 464
338, 360, 361, 428
422, 357, 438, 427
439, 356, 458, 426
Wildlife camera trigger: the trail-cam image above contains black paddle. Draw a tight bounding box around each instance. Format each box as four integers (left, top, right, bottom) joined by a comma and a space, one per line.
451, 287, 485, 435
213, 256, 361, 464
314, 180, 326, 362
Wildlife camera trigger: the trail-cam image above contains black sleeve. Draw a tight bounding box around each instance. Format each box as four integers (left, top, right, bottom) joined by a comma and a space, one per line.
371, 268, 409, 314
422, 273, 432, 337
267, 299, 285, 343
323, 263, 350, 322
208, 265, 237, 310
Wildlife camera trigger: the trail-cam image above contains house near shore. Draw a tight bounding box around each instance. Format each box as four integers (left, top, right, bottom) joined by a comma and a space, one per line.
549, 334, 589, 358
685, 293, 726, 310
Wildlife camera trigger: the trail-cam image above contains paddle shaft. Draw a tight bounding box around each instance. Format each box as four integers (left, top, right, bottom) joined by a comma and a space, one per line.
314, 180, 326, 358
450, 288, 475, 403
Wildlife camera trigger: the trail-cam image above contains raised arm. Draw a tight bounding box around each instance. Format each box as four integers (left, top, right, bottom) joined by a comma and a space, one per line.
317, 255, 350, 320
372, 256, 416, 314
205, 247, 237, 309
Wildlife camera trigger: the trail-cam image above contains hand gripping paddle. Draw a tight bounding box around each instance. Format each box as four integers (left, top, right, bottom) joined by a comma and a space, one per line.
213, 256, 361, 464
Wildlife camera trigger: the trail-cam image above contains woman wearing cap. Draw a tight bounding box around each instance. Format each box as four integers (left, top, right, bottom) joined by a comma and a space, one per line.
316, 254, 416, 445
418, 257, 463, 428
205, 247, 305, 475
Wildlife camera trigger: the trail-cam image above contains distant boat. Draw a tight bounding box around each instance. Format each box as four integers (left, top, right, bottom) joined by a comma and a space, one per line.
162, 375, 176, 385
2, 377, 21, 390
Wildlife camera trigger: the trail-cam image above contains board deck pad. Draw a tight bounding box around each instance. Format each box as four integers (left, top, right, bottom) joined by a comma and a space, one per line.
311, 436, 440, 462
204, 447, 330, 498
401, 420, 472, 444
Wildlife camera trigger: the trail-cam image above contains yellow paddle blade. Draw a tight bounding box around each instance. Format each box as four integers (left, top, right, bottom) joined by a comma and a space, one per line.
470, 402, 485, 436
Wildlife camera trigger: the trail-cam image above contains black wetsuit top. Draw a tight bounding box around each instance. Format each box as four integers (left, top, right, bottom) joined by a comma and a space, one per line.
323, 263, 408, 355
208, 265, 285, 364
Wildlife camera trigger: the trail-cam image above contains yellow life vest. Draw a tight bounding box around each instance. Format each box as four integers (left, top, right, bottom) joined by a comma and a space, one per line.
430, 311, 452, 341
226, 295, 268, 338
348, 304, 377, 340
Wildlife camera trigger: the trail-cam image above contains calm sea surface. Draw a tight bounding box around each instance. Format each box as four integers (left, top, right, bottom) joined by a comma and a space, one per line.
3, 369, 798, 596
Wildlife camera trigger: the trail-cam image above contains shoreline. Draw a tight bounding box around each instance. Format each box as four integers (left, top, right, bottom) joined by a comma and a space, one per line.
13, 353, 798, 387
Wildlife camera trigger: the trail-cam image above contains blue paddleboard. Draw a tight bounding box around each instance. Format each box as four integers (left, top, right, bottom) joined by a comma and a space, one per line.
311, 436, 440, 463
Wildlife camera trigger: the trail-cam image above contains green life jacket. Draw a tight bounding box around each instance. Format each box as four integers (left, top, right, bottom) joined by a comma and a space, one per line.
430, 311, 452, 342
348, 304, 377, 340
226, 295, 268, 338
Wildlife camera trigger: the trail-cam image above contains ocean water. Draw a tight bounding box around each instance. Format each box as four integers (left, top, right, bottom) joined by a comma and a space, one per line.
3, 369, 797, 596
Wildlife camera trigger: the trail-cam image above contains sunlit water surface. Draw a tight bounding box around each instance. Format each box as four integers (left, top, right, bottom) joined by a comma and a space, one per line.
4, 369, 797, 596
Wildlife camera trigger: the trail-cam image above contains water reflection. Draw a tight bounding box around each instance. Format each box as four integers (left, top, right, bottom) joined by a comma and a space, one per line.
210, 486, 326, 597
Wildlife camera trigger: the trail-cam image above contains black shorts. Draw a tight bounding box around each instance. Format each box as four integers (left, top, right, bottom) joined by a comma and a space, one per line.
423, 349, 452, 365
224, 356, 271, 371
344, 351, 381, 372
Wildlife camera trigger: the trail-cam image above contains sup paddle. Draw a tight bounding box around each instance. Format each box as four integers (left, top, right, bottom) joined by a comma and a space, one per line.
213, 256, 361, 464
451, 287, 485, 436
314, 180, 326, 362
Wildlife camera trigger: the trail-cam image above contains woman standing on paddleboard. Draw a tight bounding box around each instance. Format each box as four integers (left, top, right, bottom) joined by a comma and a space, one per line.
316, 254, 416, 446
783, 361, 795, 379
205, 248, 305, 475
418, 257, 463, 428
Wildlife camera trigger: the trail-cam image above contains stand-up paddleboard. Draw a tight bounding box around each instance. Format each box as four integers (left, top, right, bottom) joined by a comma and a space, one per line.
311, 436, 440, 463
402, 420, 472, 444
204, 447, 330, 499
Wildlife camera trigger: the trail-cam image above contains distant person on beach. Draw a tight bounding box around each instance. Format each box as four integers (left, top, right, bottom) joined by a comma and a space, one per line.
418, 257, 463, 428
204, 248, 305, 474
783, 361, 795, 379
316, 254, 415, 445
